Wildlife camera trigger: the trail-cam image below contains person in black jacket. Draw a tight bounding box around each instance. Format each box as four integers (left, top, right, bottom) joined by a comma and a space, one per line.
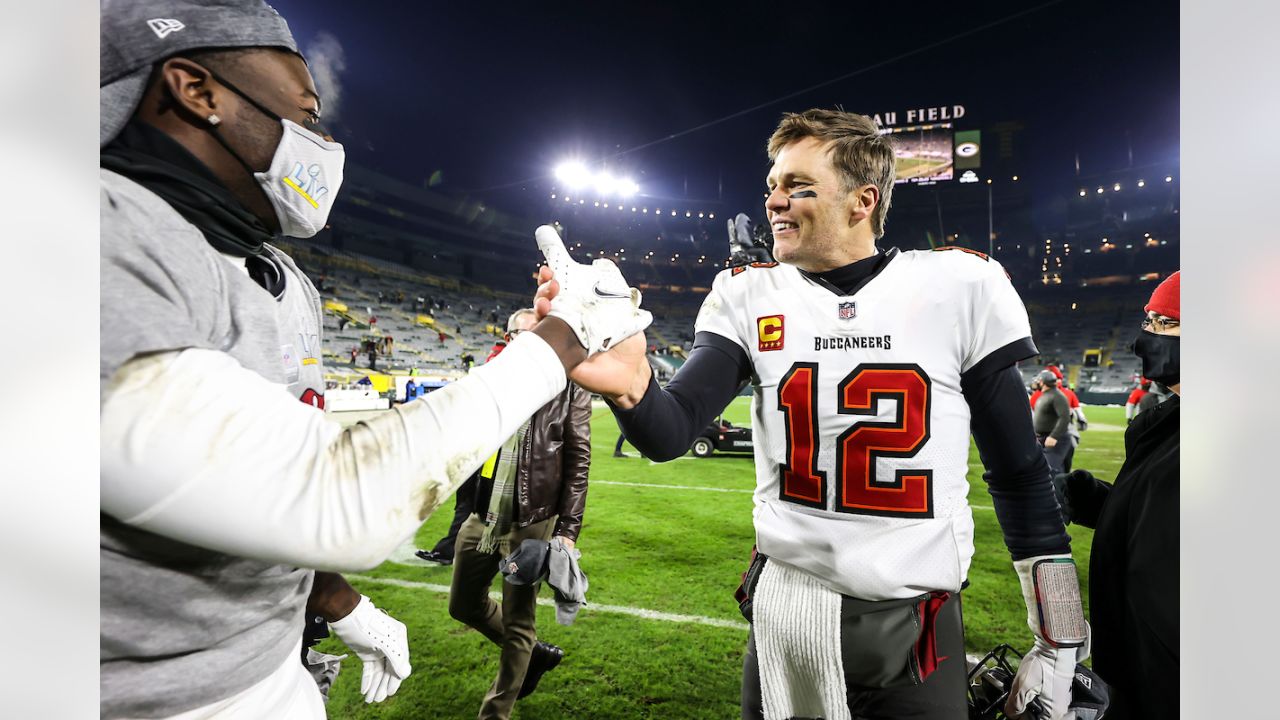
1057, 271, 1180, 719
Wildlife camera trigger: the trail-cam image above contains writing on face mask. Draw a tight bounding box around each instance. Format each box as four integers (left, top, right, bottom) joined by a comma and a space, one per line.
283, 162, 330, 209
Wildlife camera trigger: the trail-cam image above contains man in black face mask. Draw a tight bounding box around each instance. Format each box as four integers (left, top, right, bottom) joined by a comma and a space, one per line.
1054, 271, 1180, 719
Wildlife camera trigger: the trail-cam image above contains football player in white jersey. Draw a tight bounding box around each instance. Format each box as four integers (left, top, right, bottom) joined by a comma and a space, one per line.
547, 109, 1088, 720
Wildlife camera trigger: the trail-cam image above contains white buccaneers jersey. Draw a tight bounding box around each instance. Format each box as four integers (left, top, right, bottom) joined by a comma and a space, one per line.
695, 247, 1034, 600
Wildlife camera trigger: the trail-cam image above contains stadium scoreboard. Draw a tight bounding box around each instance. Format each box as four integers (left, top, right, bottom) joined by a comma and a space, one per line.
869, 104, 982, 186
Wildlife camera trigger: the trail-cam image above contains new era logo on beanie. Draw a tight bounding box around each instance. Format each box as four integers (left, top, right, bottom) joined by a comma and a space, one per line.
146, 18, 185, 38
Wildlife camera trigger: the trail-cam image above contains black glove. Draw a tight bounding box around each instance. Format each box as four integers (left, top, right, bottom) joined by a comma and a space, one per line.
1056, 469, 1106, 526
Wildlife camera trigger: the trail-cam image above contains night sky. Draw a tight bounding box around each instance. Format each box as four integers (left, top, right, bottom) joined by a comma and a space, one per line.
273, 0, 1178, 219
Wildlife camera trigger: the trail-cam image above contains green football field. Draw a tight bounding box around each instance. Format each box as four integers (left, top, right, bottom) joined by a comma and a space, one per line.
895, 156, 954, 180
318, 400, 1129, 718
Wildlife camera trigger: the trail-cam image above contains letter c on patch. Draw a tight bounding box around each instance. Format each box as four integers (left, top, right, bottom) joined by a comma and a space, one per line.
757, 315, 785, 351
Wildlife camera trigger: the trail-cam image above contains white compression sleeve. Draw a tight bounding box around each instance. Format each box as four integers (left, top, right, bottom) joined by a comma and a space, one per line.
101, 331, 566, 571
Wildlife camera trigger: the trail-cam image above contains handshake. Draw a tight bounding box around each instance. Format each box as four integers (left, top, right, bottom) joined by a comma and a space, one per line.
533, 225, 653, 356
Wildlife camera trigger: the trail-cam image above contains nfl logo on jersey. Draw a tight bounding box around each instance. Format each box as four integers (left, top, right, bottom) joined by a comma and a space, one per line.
838, 301, 857, 320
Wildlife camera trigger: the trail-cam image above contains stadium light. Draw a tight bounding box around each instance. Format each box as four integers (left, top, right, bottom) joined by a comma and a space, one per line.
1113, 183, 1121, 191
554, 161, 591, 188
603, 202, 609, 208
619, 178, 640, 197
670, 210, 676, 216
564, 195, 571, 202
643, 208, 648, 213
550, 193, 556, 199
685, 211, 692, 217
1079, 189, 1087, 197
698, 212, 705, 218
1137, 179, 1146, 187
1165, 175, 1173, 182
594, 201, 600, 207
1096, 187, 1104, 194
1012, 175, 1019, 181
709, 213, 715, 219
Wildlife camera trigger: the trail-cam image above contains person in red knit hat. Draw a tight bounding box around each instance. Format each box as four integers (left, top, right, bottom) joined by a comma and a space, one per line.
1056, 270, 1179, 718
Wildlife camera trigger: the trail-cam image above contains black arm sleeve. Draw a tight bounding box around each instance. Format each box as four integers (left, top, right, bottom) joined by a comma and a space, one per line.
963, 364, 1073, 560
610, 332, 752, 462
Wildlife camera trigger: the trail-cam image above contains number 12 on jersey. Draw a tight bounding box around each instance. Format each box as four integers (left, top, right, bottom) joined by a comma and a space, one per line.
777, 362, 933, 518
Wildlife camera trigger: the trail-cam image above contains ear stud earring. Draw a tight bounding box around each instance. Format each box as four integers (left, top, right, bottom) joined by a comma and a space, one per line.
207, 114, 221, 126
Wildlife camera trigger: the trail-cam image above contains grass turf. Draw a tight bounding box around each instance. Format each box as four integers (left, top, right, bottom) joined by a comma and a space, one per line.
317, 400, 1128, 718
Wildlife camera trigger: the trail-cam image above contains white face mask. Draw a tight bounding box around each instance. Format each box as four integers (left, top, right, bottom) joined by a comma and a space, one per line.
255, 119, 345, 238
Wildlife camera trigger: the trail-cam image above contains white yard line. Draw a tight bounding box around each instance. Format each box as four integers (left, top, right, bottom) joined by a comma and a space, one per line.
595, 480, 752, 493
345, 573, 749, 631
593, 479, 995, 512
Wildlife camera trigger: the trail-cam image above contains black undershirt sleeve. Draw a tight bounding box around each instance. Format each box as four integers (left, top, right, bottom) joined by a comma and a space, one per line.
610, 332, 752, 462
964, 363, 1073, 560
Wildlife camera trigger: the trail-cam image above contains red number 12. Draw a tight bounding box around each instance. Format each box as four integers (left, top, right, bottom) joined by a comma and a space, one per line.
778, 362, 933, 518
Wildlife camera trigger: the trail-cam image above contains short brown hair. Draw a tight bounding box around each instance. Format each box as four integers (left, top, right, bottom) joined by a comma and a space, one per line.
767, 109, 896, 238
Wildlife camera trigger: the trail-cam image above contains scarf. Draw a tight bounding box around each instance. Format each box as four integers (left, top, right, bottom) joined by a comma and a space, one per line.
477, 419, 531, 554
100, 121, 273, 257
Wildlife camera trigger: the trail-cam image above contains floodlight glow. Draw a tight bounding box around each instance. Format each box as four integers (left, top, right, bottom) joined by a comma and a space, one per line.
594, 173, 617, 196
1137, 179, 1146, 187
619, 179, 640, 197
555, 161, 590, 188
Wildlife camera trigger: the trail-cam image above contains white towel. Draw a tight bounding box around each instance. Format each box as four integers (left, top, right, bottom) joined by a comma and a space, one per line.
754, 559, 850, 720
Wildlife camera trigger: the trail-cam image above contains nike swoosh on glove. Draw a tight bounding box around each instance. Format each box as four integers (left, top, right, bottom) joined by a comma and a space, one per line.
536, 225, 652, 355
1005, 556, 1090, 720
329, 595, 412, 703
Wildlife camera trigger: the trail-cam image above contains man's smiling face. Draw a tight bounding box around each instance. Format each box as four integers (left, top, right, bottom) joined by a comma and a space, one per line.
764, 137, 855, 272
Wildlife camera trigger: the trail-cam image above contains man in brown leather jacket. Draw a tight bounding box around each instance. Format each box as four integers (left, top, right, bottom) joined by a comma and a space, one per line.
447, 308, 592, 720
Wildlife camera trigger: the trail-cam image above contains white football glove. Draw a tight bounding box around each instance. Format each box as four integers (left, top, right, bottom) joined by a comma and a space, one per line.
1005, 556, 1090, 720
535, 224, 652, 355
329, 595, 412, 703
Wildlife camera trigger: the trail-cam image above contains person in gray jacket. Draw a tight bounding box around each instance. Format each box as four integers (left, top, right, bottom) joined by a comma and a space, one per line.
1032, 370, 1073, 473
98, 2, 647, 717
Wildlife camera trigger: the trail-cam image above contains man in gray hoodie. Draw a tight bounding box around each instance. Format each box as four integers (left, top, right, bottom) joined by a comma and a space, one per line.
1032, 370, 1073, 474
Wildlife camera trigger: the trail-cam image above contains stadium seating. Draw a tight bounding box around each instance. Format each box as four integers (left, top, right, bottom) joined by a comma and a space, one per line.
284, 238, 1153, 405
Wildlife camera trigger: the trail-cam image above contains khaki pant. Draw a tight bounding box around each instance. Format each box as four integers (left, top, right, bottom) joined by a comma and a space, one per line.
449, 514, 556, 720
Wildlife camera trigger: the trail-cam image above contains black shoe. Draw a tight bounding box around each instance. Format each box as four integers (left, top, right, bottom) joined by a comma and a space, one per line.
414, 549, 453, 566
612, 451, 626, 458
518, 641, 563, 699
